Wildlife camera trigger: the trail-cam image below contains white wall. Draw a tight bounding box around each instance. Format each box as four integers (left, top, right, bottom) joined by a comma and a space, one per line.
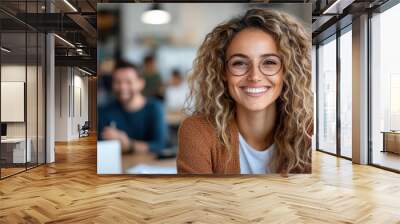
71, 73, 89, 138
54, 67, 89, 141
55, 66, 69, 141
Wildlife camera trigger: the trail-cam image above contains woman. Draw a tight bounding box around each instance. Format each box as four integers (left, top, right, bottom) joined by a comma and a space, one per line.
177, 8, 313, 175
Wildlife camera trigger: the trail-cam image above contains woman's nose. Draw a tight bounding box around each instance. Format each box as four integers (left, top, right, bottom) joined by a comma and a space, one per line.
246, 62, 263, 82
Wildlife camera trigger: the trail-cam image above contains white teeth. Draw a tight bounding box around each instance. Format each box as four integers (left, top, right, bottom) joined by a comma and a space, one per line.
243, 87, 268, 94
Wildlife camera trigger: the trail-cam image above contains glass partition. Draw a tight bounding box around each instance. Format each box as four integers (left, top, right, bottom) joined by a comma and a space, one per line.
370, 3, 400, 171
317, 35, 337, 155
0, 1, 46, 179
1, 31, 28, 178
339, 27, 352, 158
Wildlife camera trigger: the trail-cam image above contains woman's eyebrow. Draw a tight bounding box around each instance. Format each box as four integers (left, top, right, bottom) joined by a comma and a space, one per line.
260, 53, 280, 58
227, 53, 280, 61
226, 53, 249, 61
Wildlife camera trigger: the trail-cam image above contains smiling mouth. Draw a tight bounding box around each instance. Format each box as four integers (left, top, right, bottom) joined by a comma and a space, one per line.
241, 86, 271, 96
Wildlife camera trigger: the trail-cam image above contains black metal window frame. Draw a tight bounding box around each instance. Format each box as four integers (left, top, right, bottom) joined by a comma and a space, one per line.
315, 23, 352, 161
315, 0, 400, 174
367, 1, 400, 173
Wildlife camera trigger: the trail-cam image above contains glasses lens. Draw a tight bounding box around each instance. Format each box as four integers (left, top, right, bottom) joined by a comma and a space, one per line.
260, 56, 282, 76
227, 58, 249, 76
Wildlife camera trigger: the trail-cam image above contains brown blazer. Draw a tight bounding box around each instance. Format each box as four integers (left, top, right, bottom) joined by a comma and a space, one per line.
177, 115, 312, 174
177, 115, 241, 174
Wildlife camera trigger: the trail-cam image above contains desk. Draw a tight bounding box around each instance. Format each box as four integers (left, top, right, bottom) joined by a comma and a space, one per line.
1, 138, 31, 163
122, 153, 176, 173
381, 131, 400, 154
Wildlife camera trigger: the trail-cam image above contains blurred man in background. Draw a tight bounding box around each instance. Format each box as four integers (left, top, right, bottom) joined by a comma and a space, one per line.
142, 54, 164, 100
98, 60, 168, 155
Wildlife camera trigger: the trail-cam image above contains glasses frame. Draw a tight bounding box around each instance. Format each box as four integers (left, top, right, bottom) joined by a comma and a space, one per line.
225, 55, 283, 77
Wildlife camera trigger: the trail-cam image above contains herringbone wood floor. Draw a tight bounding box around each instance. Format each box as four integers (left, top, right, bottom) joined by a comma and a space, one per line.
1, 135, 400, 224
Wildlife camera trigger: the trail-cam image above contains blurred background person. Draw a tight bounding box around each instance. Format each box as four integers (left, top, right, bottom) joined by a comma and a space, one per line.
142, 54, 164, 100
98, 60, 168, 155
165, 69, 189, 112
97, 58, 116, 107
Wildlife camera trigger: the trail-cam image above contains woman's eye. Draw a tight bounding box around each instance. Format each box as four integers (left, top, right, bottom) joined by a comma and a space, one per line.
232, 61, 247, 67
264, 60, 277, 65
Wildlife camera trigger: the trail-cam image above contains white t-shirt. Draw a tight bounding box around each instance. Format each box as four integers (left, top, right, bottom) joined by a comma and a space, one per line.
239, 133, 275, 174
165, 82, 189, 111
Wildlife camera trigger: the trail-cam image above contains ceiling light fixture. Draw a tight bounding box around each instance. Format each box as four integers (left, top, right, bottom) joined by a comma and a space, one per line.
322, 0, 354, 15
76, 48, 85, 55
63, 0, 78, 12
78, 67, 93, 76
1, 47, 11, 53
141, 3, 171, 25
54, 34, 75, 48
323, 0, 341, 14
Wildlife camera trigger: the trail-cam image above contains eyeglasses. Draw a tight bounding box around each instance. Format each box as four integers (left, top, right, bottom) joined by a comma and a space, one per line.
226, 55, 282, 77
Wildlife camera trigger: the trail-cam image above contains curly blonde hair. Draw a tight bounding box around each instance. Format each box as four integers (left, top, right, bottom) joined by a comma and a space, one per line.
185, 8, 313, 174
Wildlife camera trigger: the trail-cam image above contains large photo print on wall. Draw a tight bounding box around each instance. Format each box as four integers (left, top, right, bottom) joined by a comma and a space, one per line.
97, 3, 313, 175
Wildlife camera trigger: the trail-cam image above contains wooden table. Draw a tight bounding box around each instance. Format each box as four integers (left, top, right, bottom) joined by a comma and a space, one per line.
121, 153, 176, 173
166, 111, 186, 127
